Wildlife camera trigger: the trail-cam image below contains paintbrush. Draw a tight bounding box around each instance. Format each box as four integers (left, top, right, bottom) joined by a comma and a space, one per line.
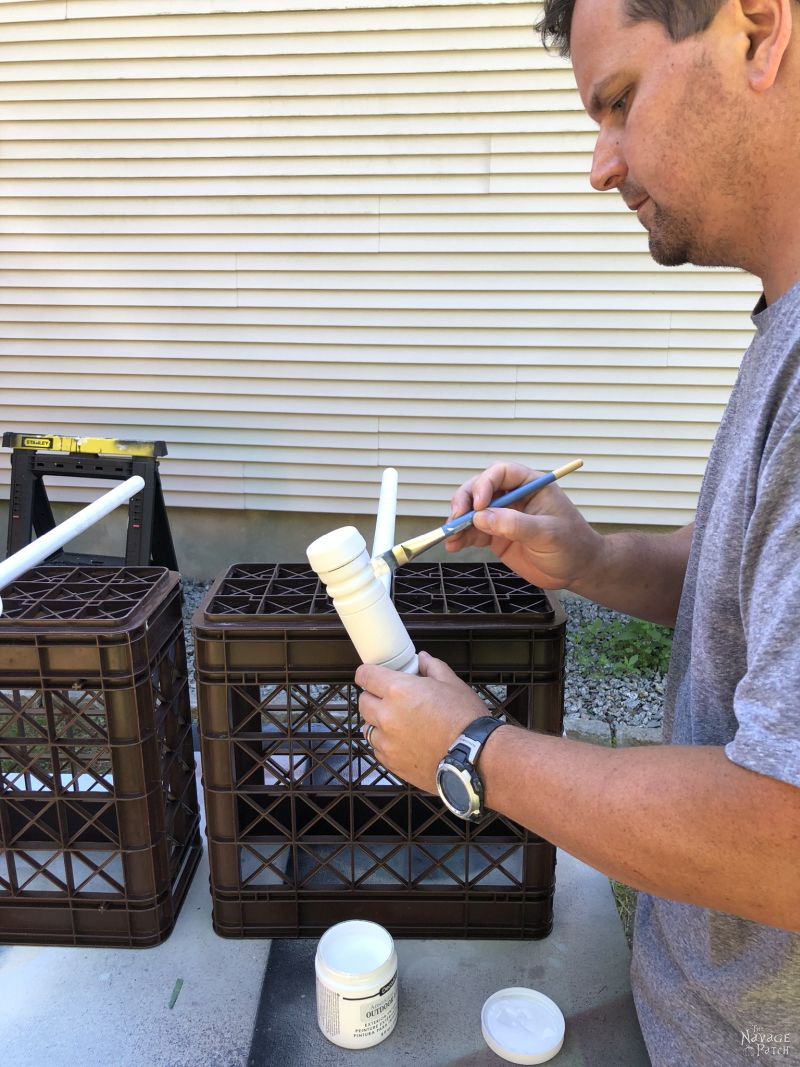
371, 459, 583, 580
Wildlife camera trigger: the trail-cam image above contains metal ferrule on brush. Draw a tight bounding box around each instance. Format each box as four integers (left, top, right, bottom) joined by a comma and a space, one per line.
371, 526, 448, 579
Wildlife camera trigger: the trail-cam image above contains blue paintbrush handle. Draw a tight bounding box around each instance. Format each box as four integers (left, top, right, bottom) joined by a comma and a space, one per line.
441, 470, 557, 537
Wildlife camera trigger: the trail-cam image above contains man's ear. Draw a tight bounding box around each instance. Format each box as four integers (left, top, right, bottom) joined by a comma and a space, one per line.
739, 0, 792, 91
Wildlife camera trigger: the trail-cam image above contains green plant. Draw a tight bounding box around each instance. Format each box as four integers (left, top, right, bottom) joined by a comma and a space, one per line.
570, 616, 673, 679
610, 880, 637, 948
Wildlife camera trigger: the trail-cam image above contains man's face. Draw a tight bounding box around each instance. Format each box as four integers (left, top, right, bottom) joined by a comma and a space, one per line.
570, 0, 756, 270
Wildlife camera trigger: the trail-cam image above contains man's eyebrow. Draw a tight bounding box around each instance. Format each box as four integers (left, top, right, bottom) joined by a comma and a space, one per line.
588, 73, 627, 119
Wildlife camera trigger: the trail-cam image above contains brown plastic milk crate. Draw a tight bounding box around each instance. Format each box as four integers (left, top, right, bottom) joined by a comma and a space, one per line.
193, 562, 565, 939
0, 566, 202, 947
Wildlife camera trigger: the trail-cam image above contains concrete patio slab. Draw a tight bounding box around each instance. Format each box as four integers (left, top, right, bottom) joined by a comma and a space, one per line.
248, 851, 650, 1067
0, 767, 271, 1067
0, 841, 271, 1067
0, 763, 649, 1067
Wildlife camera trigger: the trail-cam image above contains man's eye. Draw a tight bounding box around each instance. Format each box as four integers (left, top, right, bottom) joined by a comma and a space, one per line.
611, 95, 628, 113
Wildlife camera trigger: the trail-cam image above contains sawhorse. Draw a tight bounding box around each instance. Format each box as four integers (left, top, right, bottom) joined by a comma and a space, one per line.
2, 433, 178, 570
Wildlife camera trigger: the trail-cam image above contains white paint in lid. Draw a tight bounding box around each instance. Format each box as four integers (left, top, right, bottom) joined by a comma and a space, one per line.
481, 987, 565, 1064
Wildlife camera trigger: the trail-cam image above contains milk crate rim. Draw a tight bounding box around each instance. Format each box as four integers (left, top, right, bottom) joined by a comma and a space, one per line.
192, 562, 566, 630
0, 566, 177, 631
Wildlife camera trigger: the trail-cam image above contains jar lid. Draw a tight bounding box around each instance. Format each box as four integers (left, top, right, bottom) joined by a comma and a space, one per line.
306, 525, 366, 576
481, 987, 565, 1064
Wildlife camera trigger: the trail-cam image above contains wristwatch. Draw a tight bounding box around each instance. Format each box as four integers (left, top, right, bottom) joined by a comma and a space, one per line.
435, 715, 505, 822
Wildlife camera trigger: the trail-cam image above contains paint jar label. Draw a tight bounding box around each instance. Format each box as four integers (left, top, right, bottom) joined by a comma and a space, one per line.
316, 980, 341, 1037
317, 971, 397, 1047
349, 971, 398, 1043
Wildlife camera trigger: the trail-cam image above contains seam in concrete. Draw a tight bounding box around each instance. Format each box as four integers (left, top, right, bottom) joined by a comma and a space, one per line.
564, 713, 661, 748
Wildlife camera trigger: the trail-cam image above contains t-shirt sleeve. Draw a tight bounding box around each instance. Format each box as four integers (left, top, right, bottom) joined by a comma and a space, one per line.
725, 414, 800, 788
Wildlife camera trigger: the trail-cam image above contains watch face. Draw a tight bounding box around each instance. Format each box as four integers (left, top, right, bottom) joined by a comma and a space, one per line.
437, 764, 471, 814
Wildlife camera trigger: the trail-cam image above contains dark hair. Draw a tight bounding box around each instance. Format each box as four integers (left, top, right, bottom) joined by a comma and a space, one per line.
535, 0, 725, 57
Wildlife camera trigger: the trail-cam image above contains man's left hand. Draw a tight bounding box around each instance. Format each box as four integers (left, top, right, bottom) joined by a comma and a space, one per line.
356, 652, 488, 792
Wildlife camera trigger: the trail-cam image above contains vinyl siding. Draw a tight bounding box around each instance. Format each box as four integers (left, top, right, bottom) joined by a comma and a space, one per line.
0, 0, 760, 525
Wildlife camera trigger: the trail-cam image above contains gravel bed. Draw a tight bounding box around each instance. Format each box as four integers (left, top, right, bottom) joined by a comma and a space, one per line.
180, 580, 666, 732
181, 579, 211, 708
562, 593, 666, 732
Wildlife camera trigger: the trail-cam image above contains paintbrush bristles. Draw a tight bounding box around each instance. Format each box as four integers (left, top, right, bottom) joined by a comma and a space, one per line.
390, 527, 448, 567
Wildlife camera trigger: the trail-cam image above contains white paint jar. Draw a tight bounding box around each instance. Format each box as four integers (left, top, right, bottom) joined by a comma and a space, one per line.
315, 919, 398, 1049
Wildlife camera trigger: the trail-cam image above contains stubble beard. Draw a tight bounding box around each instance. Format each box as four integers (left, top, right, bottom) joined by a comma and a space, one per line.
646, 201, 694, 267
643, 55, 754, 272
645, 199, 736, 271
620, 181, 709, 268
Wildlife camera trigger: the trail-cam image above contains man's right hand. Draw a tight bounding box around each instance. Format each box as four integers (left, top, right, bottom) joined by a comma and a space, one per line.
446, 460, 603, 592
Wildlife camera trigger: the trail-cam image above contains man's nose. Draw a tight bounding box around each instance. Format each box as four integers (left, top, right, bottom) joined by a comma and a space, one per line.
590, 129, 627, 191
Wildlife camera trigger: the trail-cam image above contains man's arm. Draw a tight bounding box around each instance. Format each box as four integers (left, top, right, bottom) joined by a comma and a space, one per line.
447, 461, 692, 627
567, 523, 694, 626
356, 654, 800, 932
480, 725, 799, 931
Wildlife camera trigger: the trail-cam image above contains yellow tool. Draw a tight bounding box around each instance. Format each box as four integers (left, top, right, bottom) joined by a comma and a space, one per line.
1, 433, 166, 459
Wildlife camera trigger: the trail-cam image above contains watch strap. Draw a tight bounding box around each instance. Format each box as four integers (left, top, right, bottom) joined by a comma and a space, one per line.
448, 715, 504, 766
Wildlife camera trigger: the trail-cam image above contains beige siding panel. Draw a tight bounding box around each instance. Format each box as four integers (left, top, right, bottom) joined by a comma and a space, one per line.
380, 414, 723, 439
0, 0, 760, 523
0, 288, 756, 318
2, 15, 537, 50
0, 356, 518, 384
63, 0, 530, 16
0, 68, 575, 99
0, 305, 748, 331
0, 101, 589, 127
0, 405, 380, 438
0, 3, 67, 23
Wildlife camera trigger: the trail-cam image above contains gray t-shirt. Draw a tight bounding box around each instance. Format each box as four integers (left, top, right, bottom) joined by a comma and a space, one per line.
630, 283, 800, 1065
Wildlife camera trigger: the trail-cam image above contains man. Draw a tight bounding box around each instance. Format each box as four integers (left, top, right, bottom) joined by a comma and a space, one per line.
356, 0, 800, 1063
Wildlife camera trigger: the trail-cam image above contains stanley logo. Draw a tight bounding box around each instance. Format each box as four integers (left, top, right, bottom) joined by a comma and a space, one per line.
23, 437, 53, 449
